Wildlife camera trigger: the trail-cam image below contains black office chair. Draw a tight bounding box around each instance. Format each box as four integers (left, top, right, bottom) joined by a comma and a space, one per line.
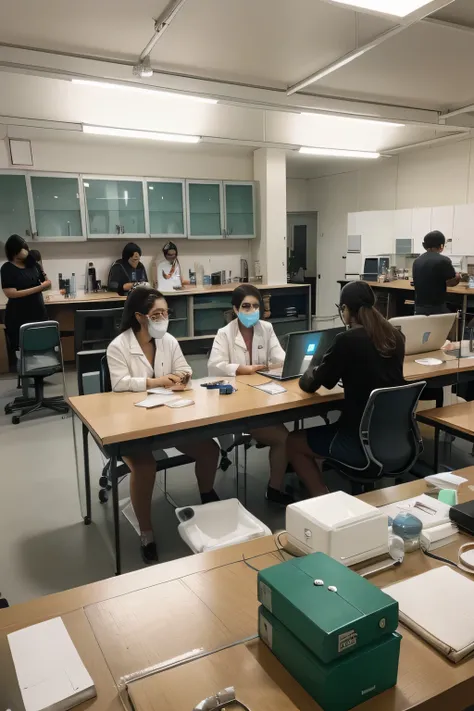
97, 355, 194, 505
5, 321, 69, 424
327, 381, 426, 494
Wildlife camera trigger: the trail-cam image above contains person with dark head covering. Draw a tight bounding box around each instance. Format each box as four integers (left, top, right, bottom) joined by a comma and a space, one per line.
107, 242, 148, 296
287, 281, 405, 496
0, 235, 50, 353
412, 230, 461, 315
157, 241, 183, 291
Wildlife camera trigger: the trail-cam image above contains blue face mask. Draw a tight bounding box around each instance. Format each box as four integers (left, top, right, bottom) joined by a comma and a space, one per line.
238, 309, 260, 328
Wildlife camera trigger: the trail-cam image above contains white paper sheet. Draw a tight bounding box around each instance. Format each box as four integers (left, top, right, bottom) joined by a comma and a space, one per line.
135, 394, 180, 409
8, 617, 95, 711
414, 357, 443, 366
252, 382, 287, 395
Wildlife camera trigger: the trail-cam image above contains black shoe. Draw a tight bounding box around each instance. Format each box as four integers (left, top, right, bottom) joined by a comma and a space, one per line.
265, 486, 295, 507
141, 541, 158, 565
200, 489, 220, 505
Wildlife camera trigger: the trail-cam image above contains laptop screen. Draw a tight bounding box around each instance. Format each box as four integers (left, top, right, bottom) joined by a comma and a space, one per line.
284, 327, 346, 377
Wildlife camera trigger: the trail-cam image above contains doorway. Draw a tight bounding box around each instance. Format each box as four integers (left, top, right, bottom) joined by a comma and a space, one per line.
287, 212, 318, 315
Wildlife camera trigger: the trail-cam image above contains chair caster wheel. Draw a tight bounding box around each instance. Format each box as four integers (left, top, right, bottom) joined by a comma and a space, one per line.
12, 416, 20, 425
84, 516, 91, 525
99, 489, 108, 504
99, 476, 109, 488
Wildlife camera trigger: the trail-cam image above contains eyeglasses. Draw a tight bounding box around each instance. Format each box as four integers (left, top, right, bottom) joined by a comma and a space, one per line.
240, 301, 260, 313
149, 310, 169, 321
335, 303, 345, 324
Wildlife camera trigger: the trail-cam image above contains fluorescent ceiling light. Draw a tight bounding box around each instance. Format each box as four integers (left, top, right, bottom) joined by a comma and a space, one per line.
72, 79, 217, 104
327, 0, 434, 18
301, 113, 404, 128
299, 147, 380, 159
83, 125, 200, 143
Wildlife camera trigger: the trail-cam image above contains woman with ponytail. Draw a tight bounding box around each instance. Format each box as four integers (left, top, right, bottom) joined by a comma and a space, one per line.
287, 281, 405, 496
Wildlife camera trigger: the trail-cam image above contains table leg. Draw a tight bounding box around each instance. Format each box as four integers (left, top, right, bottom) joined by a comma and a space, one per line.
434, 427, 440, 472
82, 423, 92, 526
461, 295, 468, 340
110, 454, 122, 576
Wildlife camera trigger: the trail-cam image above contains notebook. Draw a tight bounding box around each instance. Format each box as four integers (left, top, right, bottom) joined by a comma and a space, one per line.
384, 566, 474, 662
135, 394, 180, 409
7, 617, 96, 711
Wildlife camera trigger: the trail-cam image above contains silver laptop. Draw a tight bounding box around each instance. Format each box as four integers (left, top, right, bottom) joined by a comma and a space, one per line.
389, 313, 456, 355
258, 327, 346, 381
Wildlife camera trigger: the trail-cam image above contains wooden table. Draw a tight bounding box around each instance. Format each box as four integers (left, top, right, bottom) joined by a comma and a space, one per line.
417, 401, 474, 472
70, 352, 474, 574
3, 473, 474, 711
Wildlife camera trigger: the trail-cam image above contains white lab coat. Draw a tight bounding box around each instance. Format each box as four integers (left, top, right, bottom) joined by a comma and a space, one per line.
208, 319, 285, 377
107, 328, 192, 392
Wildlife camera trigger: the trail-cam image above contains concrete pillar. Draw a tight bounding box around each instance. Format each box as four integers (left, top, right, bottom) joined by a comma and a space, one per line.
252, 148, 287, 284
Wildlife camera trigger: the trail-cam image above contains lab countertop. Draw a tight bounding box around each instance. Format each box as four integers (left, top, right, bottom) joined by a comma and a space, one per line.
0, 282, 309, 309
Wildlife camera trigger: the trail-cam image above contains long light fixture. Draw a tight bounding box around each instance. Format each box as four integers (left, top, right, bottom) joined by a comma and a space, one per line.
326, 0, 434, 18
72, 79, 217, 104
301, 112, 404, 128
299, 147, 380, 159
83, 125, 200, 143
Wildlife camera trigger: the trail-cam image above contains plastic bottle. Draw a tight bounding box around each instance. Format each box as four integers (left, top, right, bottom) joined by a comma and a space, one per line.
70, 272, 77, 298
87, 262, 96, 292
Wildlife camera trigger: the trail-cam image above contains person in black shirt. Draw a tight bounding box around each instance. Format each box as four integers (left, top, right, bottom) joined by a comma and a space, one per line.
107, 242, 148, 296
412, 230, 460, 315
0, 235, 50, 352
287, 281, 405, 497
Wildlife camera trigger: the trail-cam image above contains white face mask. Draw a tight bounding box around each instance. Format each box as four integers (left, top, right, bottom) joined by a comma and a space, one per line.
147, 317, 168, 340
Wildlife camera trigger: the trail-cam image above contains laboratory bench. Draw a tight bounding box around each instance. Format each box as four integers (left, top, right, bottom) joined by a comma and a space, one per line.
3, 472, 474, 711
0, 283, 311, 362
338, 278, 474, 336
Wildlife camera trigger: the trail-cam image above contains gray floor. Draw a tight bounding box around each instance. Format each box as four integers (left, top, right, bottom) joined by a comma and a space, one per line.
1, 370, 473, 606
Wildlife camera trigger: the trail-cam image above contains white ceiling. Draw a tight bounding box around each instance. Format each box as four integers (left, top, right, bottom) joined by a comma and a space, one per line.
1, 0, 474, 177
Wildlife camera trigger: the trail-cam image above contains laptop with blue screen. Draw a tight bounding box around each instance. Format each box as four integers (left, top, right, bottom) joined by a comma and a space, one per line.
258, 327, 346, 381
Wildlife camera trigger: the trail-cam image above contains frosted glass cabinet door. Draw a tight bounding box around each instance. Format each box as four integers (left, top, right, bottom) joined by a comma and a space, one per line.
0, 174, 31, 242
30, 176, 84, 239
224, 182, 255, 238
84, 179, 146, 237
147, 180, 186, 237
187, 181, 223, 239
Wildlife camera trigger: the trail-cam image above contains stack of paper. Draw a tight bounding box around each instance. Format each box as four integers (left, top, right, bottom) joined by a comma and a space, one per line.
424, 472, 468, 490
135, 394, 180, 409
384, 566, 474, 662
8, 617, 96, 711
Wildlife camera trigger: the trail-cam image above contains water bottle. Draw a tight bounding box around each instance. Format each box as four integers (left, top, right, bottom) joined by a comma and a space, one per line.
70, 272, 77, 298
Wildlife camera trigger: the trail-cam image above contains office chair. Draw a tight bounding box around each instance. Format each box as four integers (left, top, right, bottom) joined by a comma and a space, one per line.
4, 321, 69, 424
97, 355, 194, 505
326, 381, 426, 495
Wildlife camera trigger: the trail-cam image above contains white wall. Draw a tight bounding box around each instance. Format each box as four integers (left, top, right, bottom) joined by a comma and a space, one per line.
306, 137, 474, 318
287, 179, 309, 212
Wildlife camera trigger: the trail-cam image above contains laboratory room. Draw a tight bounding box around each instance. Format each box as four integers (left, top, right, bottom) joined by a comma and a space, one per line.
5, 1, 474, 710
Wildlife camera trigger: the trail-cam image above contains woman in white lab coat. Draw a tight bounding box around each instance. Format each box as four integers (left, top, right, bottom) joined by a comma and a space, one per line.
208, 284, 292, 506
107, 286, 219, 565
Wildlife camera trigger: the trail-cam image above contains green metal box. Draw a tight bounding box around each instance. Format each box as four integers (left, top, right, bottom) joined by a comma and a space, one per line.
257, 552, 398, 663
259, 605, 401, 711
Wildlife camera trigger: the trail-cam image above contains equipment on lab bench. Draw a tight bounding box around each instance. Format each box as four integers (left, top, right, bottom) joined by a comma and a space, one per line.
285, 491, 389, 565
258, 553, 401, 711
193, 687, 251, 711
449, 499, 474, 535
362, 256, 390, 282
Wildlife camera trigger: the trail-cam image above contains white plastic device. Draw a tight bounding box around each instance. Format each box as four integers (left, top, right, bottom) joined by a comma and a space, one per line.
286, 491, 389, 566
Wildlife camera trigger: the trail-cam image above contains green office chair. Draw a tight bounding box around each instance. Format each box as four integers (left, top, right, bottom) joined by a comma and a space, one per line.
4, 321, 69, 424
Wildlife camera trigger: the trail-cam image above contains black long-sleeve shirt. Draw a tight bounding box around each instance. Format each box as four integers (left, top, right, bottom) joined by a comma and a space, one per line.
299, 326, 405, 434
107, 259, 148, 296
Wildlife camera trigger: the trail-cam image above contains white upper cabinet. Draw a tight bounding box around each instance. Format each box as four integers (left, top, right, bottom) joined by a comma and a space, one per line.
354, 210, 395, 256
453, 204, 474, 256
431, 205, 454, 252
411, 208, 431, 255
